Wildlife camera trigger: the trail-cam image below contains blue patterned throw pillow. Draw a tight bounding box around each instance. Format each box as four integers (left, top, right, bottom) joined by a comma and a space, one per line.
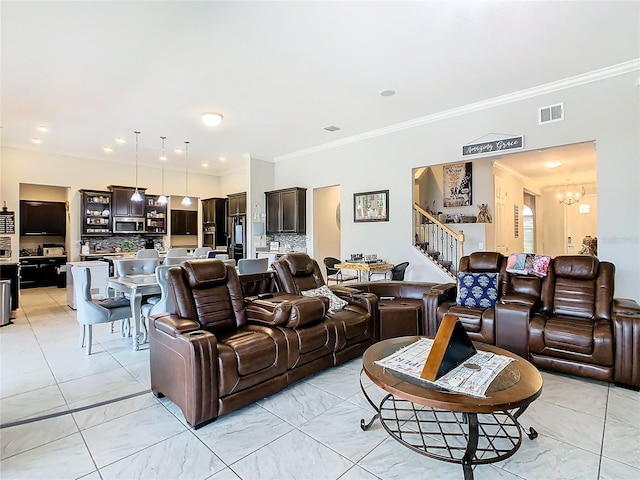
456, 272, 499, 308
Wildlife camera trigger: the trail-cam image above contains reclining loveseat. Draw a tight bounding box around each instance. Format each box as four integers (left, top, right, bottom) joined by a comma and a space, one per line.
149, 258, 374, 428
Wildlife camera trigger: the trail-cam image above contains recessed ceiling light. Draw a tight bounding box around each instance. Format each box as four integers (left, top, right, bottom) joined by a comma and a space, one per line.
174, 147, 183, 154
103, 146, 113, 153
32, 138, 42, 144
115, 137, 126, 144
37, 125, 48, 132
201, 162, 209, 168
159, 154, 168, 161
219, 156, 226, 161
380, 90, 396, 97
202, 112, 223, 127
545, 161, 562, 169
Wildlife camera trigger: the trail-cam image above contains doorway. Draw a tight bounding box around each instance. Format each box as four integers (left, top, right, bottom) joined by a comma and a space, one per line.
313, 185, 341, 269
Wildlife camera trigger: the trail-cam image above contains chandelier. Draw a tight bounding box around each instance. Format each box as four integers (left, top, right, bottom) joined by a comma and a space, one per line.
557, 180, 585, 206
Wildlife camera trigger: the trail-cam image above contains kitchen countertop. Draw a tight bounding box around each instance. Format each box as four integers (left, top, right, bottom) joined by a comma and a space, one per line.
0, 259, 20, 265
19, 256, 68, 260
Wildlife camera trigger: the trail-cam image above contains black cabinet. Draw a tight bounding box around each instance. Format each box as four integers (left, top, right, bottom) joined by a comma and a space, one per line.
228, 193, 246, 216
19, 257, 66, 288
80, 190, 112, 235
109, 186, 145, 217
265, 187, 306, 234
20, 200, 67, 236
202, 197, 227, 247
145, 195, 167, 234
171, 210, 198, 235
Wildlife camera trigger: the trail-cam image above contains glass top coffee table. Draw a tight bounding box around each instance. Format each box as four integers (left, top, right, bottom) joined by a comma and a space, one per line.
360, 336, 543, 480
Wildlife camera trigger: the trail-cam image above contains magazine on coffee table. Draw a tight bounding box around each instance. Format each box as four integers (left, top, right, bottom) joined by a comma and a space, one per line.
374, 338, 514, 397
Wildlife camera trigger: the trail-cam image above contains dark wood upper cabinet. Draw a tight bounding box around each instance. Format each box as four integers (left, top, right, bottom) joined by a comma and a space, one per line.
228, 193, 246, 216
20, 200, 67, 236
110, 186, 145, 217
171, 210, 198, 235
80, 190, 112, 235
265, 187, 306, 234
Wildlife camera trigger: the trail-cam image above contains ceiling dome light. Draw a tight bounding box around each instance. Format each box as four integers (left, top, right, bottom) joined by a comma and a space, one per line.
201, 112, 223, 127
37, 125, 48, 132
115, 137, 126, 144
103, 146, 113, 153
32, 138, 42, 144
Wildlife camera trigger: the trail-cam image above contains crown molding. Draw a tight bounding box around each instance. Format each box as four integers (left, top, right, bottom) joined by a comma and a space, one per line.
275, 59, 640, 162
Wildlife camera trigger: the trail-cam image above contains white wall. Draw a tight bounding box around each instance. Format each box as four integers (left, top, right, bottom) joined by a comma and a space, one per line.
274, 72, 640, 299
1, 147, 232, 261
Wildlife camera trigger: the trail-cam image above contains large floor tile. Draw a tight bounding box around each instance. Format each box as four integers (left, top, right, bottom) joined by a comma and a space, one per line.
0, 384, 66, 424
231, 429, 353, 480
602, 415, 640, 469
0, 366, 57, 399
82, 403, 186, 468
195, 403, 293, 465
1, 413, 79, 460
606, 385, 640, 427
72, 391, 160, 430
599, 456, 640, 480
0, 432, 96, 479
257, 380, 343, 426
57, 366, 144, 406
305, 363, 363, 400
538, 371, 609, 418
99, 430, 225, 480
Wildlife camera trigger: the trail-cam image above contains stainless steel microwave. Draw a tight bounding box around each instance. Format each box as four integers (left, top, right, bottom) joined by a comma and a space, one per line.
113, 217, 145, 234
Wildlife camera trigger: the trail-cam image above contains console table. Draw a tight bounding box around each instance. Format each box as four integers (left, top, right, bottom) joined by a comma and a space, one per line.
335, 261, 394, 281
360, 336, 542, 480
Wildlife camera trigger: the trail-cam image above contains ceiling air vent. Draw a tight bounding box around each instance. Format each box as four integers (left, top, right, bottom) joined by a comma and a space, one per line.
538, 103, 564, 125
323, 125, 341, 132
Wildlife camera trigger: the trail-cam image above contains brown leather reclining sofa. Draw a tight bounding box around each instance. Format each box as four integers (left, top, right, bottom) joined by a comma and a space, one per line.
426, 252, 640, 389
149, 258, 377, 428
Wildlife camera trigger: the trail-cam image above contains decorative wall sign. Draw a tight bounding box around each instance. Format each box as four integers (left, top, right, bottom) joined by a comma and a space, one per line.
462, 136, 524, 157
0, 211, 15, 234
443, 162, 472, 207
354, 190, 389, 222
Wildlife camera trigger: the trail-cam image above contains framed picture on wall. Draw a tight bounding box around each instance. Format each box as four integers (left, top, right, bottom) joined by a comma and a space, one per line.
354, 190, 389, 222
443, 162, 473, 207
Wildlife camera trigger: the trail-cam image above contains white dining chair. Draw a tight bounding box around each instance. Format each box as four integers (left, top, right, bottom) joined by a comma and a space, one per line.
238, 257, 269, 274
163, 256, 193, 266
72, 266, 132, 355
140, 265, 173, 343
135, 248, 160, 259
166, 248, 188, 257
114, 258, 159, 277
193, 247, 212, 258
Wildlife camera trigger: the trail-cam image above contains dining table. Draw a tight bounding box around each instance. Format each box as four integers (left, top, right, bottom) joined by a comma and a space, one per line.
106, 273, 160, 351
335, 260, 395, 282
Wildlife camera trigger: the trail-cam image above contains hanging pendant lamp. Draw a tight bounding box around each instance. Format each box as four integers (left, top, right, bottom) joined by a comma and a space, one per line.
181, 141, 192, 206
157, 136, 168, 206
131, 131, 143, 202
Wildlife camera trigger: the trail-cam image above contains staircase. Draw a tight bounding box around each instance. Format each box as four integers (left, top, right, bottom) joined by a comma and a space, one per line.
413, 203, 464, 279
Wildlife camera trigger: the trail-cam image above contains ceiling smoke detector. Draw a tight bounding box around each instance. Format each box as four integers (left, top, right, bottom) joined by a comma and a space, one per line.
323, 125, 340, 132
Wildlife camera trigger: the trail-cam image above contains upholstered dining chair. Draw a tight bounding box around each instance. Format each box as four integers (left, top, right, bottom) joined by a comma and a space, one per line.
323, 257, 357, 284
193, 247, 212, 258
72, 266, 132, 355
162, 256, 193, 266
166, 247, 188, 257
135, 249, 159, 259
140, 265, 173, 343
238, 257, 269, 274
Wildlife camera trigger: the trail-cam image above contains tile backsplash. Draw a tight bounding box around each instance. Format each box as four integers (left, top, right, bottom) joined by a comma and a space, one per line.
0, 236, 11, 257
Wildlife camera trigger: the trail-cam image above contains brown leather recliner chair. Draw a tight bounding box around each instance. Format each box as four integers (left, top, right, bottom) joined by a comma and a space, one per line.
528, 255, 640, 387
430, 252, 508, 344
150, 259, 327, 428
272, 253, 377, 364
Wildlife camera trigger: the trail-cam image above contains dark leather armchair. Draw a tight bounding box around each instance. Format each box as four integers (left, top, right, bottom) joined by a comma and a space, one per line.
272, 253, 377, 363
149, 259, 326, 428
429, 252, 507, 344
528, 255, 640, 387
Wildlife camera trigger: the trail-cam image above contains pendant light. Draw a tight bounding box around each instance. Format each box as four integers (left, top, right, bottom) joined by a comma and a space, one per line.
181, 141, 192, 206
157, 136, 168, 206
131, 131, 143, 202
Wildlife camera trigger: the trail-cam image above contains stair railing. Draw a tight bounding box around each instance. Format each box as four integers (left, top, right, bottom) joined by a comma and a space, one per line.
413, 203, 465, 276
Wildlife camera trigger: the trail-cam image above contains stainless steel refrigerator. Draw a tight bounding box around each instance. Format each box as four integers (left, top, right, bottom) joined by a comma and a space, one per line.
228, 215, 245, 260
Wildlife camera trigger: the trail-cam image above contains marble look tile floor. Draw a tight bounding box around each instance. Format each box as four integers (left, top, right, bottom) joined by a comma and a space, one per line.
1, 287, 638, 480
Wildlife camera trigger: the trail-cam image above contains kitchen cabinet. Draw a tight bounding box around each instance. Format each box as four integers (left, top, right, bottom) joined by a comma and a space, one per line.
145, 195, 167, 234
171, 210, 198, 235
80, 190, 112, 235
109, 186, 145, 217
19, 257, 66, 288
20, 200, 67, 236
202, 197, 227, 247
265, 187, 307, 234
228, 192, 246, 216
